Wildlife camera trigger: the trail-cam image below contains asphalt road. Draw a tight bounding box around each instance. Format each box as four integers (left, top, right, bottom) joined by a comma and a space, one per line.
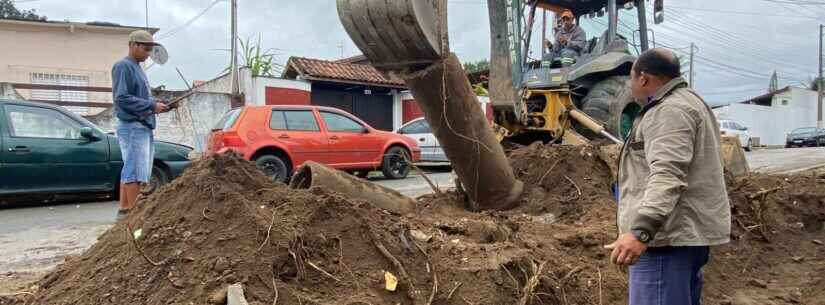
2, 147, 824, 276
0, 170, 454, 274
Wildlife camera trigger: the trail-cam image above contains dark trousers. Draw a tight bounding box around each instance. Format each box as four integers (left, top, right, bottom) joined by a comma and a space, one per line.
629, 246, 710, 305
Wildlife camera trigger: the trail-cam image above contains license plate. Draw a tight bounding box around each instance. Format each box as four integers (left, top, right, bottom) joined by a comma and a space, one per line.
794, 140, 803, 143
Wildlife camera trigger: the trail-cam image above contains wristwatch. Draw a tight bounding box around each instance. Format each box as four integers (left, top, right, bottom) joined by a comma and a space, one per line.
632, 229, 651, 244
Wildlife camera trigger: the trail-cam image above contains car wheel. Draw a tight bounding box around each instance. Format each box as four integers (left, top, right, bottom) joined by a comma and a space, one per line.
141, 165, 169, 195
744, 139, 752, 152
255, 155, 290, 183
381, 147, 411, 179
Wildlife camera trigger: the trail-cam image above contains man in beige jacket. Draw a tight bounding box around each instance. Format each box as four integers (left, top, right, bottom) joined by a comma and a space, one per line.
605, 48, 731, 305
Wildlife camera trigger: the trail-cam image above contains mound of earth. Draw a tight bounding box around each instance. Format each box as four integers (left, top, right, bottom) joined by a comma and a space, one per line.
3, 144, 824, 305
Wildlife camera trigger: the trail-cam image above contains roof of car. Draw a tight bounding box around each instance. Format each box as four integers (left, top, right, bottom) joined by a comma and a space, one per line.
246, 105, 350, 113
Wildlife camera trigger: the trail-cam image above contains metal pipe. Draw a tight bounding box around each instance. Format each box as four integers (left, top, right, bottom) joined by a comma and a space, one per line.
635, 0, 649, 51
607, 0, 617, 44
522, 1, 538, 64
541, 9, 547, 58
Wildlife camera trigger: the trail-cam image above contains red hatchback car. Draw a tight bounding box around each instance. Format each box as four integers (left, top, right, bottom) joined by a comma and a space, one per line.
207, 105, 421, 182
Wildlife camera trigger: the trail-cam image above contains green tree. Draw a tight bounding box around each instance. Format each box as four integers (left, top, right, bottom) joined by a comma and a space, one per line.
463, 59, 490, 74
225, 35, 282, 77
0, 0, 46, 21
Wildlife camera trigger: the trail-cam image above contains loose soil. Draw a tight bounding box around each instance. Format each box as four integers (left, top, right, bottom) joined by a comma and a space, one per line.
2, 145, 824, 305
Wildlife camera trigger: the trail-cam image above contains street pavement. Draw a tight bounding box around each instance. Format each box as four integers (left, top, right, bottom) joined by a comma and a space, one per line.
745, 147, 825, 174
1, 147, 824, 277
0, 170, 454, 275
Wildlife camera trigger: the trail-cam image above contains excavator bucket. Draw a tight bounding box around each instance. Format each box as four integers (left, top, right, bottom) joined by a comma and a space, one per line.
336, 0, 447, 72
487, 0, 523, 113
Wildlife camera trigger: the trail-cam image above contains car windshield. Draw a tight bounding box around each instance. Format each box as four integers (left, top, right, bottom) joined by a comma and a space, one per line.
791, 127, 817, 135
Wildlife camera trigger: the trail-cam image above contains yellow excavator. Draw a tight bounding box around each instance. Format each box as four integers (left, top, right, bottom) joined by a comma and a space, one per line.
337, 0, 666, 146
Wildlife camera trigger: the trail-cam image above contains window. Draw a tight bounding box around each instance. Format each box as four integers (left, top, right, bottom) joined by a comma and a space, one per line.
321, 112, 365, 133
269, 110, 287, 130
283, 110, 320, 131
5, 105, 82, 139
781, 100, 789, 106
400, 120, 430, 134
214, 108, 242, 131
30, 73, 90, 115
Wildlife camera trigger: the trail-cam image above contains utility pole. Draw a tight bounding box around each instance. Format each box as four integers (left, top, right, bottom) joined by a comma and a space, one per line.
818, 24, 823, 128
689, 42, 696, 88
229, 0, 240, 100
145, 0, 149, 29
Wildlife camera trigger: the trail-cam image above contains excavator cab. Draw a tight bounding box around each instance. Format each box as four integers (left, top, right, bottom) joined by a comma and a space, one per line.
490, 0, 665, 144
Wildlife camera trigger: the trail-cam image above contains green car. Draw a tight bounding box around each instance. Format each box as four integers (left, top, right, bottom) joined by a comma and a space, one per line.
0, 99, 192, 205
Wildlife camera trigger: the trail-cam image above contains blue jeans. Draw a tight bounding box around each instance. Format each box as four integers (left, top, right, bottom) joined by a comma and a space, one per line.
629, 246, 710, 305
117, 121, 154, 183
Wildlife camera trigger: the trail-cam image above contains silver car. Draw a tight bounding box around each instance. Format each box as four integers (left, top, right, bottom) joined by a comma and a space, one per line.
397, 117, 448, 163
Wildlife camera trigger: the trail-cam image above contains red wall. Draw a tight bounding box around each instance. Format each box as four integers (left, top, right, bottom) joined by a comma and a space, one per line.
265, 87, 311, 105
402, 99, 424, 124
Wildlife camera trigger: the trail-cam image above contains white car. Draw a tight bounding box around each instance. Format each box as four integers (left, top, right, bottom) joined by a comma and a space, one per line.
719, 119, 752, 151
396, 117, 448, 163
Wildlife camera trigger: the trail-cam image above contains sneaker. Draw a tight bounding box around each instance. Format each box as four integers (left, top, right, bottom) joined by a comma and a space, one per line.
116, 209, 130, 221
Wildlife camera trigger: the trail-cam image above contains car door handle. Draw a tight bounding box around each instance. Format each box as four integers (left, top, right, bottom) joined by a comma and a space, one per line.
8, 146, 31, 153
278, 134, 290, 139
329, 135, 340, 140
419, 138, 426, 142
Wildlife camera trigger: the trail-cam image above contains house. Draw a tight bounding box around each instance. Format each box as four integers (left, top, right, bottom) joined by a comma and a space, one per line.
279, 55, 491, 131
0, 18, 156, 115
713, 86, 821, 146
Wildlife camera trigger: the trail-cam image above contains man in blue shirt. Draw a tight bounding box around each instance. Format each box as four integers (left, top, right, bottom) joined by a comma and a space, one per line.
112, 30, 169, 220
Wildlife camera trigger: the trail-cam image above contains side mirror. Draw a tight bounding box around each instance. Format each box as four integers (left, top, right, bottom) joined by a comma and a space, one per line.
362, 128, 370, 134
80, 127, 99, 141
653, 0, 664, 24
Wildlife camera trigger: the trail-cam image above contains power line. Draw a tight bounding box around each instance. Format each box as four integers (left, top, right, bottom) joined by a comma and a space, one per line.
156, 0, 226, 41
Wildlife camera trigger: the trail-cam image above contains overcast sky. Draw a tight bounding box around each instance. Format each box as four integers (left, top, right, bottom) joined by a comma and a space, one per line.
16, 0, 825, 106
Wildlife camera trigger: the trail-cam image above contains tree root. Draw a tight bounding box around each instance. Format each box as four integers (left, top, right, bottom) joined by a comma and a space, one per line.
369, 229, 416, 301
125, 226, 170, 266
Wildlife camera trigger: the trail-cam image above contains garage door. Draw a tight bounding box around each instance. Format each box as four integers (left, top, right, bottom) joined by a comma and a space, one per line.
311, 84, 394, 131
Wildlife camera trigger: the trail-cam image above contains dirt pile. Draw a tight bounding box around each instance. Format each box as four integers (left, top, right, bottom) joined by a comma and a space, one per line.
3, 144, 824, 305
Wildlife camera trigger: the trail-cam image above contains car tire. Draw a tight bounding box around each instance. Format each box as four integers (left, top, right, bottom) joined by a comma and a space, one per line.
255, 155, 290, 183
744, 139, 752, 152
140, 165, 169, 195
381, 146, 411, 179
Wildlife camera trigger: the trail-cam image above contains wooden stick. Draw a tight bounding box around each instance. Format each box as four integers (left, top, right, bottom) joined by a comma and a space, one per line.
747, 186, 781, 200
306, 261, 342, 282
370, 230, 416, 300
446, 282, 463, 301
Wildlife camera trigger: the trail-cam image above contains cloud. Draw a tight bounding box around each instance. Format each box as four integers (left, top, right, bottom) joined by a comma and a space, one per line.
17, 0, 822, 105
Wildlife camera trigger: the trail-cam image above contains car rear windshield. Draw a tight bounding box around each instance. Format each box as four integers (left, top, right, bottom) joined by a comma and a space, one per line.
213, 108, 242, 131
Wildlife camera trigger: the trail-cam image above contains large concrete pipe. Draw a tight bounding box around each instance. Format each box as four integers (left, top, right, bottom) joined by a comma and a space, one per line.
289, 161, 417, 215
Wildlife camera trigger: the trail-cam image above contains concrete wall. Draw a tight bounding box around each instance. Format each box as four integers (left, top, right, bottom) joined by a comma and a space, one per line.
714, 87, 822, 146
254, 77, 311, 106
399, 91, 492, 126
87, 92, 232, 151
0, 83, 24, 100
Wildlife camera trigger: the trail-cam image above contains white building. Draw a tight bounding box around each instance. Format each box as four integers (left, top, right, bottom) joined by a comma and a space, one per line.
713, 86, 821, 146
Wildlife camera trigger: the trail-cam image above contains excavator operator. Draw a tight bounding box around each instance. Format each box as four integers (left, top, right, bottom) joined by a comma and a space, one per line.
544, 9, 587, 67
